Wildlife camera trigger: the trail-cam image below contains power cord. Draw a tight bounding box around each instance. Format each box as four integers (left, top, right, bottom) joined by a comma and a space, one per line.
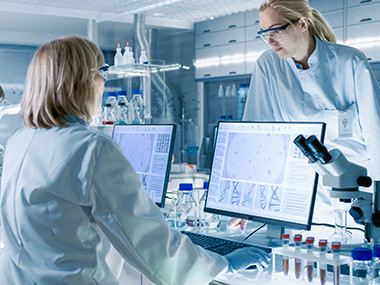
312, 222, 365, 233
242, 223, 267, 243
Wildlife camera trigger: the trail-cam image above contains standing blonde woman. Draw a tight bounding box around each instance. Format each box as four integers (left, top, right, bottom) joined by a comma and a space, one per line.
0, 35, 269, 284
241, 0, 380, 227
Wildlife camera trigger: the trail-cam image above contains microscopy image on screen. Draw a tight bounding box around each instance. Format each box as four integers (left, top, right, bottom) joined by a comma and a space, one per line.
222, 132, 291, 184
117, 133, 155, 173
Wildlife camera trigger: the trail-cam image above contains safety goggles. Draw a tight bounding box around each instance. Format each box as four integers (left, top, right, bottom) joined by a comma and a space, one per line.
99, 63, 109, 82
257, 18, 300, 43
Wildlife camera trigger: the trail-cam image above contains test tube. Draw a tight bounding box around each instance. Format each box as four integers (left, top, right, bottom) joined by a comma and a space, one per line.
294, 234, 303, 279
306, 237, 315, 282
318, 239, 328, 285
281, 233, 290, 275
332, 241, 341, 285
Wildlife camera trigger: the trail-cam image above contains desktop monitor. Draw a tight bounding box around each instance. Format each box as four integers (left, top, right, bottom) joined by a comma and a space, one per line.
112, 124, 176, 208
204, 121, 326, 237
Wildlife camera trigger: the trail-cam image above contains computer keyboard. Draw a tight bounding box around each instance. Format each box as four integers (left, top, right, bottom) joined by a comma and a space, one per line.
181, 231, 271, 256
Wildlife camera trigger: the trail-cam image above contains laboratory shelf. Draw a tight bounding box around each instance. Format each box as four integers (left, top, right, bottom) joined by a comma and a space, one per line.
107, 63, 165, 79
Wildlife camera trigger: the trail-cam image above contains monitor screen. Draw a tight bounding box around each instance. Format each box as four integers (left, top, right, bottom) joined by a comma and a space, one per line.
112, 124, 176, 208
205, 121, 326, 230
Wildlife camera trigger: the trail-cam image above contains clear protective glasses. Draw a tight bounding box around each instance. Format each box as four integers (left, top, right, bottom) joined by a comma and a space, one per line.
257, 18, 300, 43
99, 63, 109, 82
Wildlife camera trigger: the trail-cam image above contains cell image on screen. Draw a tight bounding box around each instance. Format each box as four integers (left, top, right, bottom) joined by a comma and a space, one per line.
222, 132, 290, 184
117, 133, 155, 172
205, 121, 325, 230
112, 124, 176, 208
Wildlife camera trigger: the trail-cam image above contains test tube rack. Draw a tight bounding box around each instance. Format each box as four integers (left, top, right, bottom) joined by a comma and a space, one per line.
271, 246, 352, 284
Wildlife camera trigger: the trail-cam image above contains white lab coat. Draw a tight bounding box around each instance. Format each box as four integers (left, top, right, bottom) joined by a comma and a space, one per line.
244, 37, 380, 225
0, 117, 228, 284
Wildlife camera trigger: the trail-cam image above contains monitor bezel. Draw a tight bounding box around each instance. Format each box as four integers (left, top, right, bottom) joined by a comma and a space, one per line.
204, 121, 326, 231
112, 123, 177, 208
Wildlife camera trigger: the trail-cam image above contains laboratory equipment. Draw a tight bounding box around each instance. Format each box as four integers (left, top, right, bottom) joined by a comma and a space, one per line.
293, 134, 376, 243
175, 183, 198, 229
130, 90, 145, 124
115, 92, 129, 124
112, 124, 176, 208
114, 42, 123, 66
198, 182, 220, 231
332, 241, 341, 285
373, 245, 380, 283
294, 234, 303, 279
139, 46, 148, 64
204, 121, 326, 243
123, 41, 134, 64
306, 236, 315, 282
281, 233, 290, 276
351, 247, 372, 285
319, 239, 328, 285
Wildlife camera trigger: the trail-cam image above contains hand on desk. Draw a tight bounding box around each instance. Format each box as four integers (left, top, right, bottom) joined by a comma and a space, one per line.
227, 218, 248, 232
225, 247, 271, 273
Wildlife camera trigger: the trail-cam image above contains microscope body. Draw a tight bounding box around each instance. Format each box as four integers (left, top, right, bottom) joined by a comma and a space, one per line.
294, 135, 379, 243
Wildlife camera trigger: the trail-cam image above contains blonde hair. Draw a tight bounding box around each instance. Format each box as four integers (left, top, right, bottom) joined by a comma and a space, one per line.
21, 35, 104, 128
260, 0, 336, 43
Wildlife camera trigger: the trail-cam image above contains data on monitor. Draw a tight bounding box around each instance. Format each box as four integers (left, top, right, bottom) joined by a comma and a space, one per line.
113, 125, 174, 205
206, 122, 324, 227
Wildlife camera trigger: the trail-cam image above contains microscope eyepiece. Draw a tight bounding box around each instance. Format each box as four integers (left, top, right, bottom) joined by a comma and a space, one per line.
305, 135, 332, 164
293, 135, 318, 163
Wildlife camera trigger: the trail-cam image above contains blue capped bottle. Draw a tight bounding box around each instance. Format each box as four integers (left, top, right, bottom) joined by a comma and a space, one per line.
175, 183, 197, 230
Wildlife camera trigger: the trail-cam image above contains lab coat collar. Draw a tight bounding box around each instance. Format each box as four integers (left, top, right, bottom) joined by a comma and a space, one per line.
286, 35, 321, 71
63, 115, 87, 126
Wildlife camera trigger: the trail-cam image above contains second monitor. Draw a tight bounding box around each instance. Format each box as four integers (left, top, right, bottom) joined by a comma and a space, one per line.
205, 121, 326, 237
112, 124, 176, 208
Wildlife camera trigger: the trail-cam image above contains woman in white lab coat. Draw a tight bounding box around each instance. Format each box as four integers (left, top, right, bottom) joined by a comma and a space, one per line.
242, 0, 380, 227
0, 35, 269, 284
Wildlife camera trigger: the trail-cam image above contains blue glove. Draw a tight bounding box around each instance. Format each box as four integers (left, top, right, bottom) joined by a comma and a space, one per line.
225, 247, 271, 273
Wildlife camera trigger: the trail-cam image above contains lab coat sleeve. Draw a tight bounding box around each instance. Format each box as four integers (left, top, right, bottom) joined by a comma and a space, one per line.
243, 58, 274, 121
354, 54, 380, 180
89, 141, 228, 285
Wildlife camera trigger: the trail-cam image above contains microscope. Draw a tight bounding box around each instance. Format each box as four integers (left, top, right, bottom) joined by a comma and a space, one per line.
294, 134, 380, 243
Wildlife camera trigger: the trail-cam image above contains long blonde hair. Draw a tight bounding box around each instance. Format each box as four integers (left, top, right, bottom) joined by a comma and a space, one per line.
260, 0, 336, 43
21, 35, 104, 128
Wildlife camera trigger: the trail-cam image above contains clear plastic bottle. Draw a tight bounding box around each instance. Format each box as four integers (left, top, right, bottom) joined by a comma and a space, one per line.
305, 236, 315, 282
130, 89, 145, 124
281, 233, 290, 276
175, 183, 198, 230
231, 83, 237, 97
123, 41, 135, 64
218, 84, 224, 97
116, 91, 129, 124
114, 42, 123, 66
332, 241, 341, 285
351, 247, 372, 285
373, 245, 380, 284
102, 92, 117, 125
198, 182, 220, 231
294, 234, 303, 279
318, 239, 328, 285
139, 46, 148, 64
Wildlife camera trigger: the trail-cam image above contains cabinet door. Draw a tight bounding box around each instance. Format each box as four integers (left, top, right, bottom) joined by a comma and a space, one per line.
347, 2, 380, 25
309, 0, 344, 12
195, 27, 245, 49
334, 27, 344, 43
246, 24, 262, 42
348, 0, 380, 8
195, 43, 246, 79
323, 10, 344, 28
195, 13, 245, 35
347, 22, 380, 61
245, 40, 270, 74
245, 9, 260, 26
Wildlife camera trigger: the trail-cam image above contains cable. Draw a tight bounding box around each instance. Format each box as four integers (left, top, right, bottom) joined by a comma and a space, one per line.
242, 223, 267, 243
312, 222, 365, 233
